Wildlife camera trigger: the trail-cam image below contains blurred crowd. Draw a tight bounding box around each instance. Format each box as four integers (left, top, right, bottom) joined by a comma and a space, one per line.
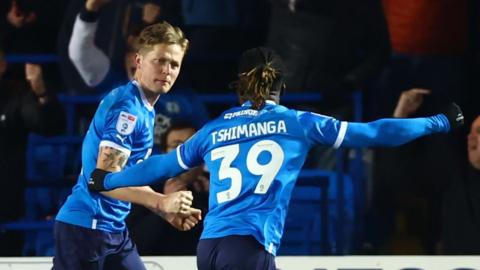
0, 0, 479, 256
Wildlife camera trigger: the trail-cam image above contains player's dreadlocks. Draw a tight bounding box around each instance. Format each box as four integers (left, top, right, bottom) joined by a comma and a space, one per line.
231, 47, 286, 110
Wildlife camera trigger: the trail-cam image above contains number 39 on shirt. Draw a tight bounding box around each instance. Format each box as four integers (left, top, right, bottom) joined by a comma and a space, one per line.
211, 140, 285, 203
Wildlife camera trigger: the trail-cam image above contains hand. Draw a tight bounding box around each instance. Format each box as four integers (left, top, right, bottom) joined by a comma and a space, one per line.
142, 2, 161, 24
163, 207, 202, 231
25, 63, 48, 102
442, 102, 464, 130
25, 63, 43, 81
393, 88, 430, 118
85, 0, 111, 12
154, 190, 193, 215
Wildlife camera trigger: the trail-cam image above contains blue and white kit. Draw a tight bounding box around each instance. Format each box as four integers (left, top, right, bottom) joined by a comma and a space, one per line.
100, 100, 450, 254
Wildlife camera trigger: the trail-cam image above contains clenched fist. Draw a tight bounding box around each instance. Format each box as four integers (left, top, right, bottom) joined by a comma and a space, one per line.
154, 190, 194, 215
164, 207, 202, 231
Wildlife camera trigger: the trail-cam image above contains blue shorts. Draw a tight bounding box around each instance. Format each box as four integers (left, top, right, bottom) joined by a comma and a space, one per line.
52, 221, 146, 270
197, 235, 276, 270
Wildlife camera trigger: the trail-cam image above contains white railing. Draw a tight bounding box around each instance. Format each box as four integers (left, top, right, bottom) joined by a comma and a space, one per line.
0, 256, 479, 270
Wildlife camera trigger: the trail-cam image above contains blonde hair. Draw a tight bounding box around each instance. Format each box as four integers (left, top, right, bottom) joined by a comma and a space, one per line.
232, 62, 280, 110
135, 21, 189, 55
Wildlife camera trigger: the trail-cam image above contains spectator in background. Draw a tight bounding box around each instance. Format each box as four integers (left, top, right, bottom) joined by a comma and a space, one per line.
368, 0, 469, 255
368, 88, 462, 254
265, 0, 390, 183
266, 0, 390, 118
161, 122, 209, 203
62, 0, 209, 137
377, 88, 480, 254
0, 49, 66, 256
392, 88, 431, 118
441, 116, 480, 254
0, 0, 67, 92
0, 0, 66, 54
57, 0, 178, 94
128, 121, 209, 255
180, 0, 269, 92
374, 0, 468, 118
151, 91, 210, 149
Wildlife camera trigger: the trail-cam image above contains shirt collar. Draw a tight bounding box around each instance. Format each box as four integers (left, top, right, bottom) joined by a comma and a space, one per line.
241, 100, 277, 107
132, 80, 155, 112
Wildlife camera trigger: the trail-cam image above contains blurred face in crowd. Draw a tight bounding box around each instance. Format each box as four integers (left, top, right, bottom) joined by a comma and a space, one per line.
163, 126, 209, 194
7, 0, 38, 28
135, 43, 184, 96
468, 116, 480, 169
125, 51, 136, 80
165, 127, 196, 152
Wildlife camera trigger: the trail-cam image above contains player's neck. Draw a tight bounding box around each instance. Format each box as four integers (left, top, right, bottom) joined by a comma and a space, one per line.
141, 88, 160, 106
132, 78, 160, 107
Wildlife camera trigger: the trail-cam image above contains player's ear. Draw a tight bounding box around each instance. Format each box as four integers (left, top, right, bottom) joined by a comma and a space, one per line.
135, 53, 142, 70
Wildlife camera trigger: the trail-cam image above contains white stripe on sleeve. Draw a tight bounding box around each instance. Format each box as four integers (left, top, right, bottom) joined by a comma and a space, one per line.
333, 121, 348, 149
99, 140, 131, 156
176, 145, 189, 170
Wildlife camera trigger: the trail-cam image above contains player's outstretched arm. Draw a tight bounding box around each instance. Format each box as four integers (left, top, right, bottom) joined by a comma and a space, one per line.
90, 146, 192, 215
341, 103, 464, 148
104, 185, 194, 215
89, 149, 186, 191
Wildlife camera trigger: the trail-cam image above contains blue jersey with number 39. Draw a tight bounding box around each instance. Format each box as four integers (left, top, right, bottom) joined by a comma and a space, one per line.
177, 100, 347, 255
100, 96, 450, 254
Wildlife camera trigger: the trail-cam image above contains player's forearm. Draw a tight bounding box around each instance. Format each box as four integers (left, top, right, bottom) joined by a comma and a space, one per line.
101, 186, 161, 209
104, 150, 185, 190
341, 114, 450, 147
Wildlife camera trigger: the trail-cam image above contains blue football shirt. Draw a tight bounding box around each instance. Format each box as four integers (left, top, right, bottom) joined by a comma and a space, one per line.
99, 98, 450, 254
176, 100, 347, 255
56, 80, 155, 232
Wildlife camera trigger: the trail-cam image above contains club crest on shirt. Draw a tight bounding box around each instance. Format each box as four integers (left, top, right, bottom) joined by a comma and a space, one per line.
116, 111, 137, 135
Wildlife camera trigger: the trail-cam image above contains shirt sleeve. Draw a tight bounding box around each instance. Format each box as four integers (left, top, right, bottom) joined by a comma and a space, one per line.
176, 128, 207, 169
104, 150, 185, 189
69, 14, 110, 87
297, 111, 348, 148
341, 114, 450, 148
99, 100, 139, 156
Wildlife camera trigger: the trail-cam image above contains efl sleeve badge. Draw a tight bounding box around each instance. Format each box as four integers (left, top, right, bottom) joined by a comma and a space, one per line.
116, 111, 137, 135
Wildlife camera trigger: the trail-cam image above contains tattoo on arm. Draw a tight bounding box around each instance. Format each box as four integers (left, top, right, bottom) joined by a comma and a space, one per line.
102, 151, 116, 169
117, 154, 127, 168
97, 146, 129, 172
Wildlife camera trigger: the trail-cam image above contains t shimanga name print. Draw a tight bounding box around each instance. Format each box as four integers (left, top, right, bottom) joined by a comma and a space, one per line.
211, 120, 287, 144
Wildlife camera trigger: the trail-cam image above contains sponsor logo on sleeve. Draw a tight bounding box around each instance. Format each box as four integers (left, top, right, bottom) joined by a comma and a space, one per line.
116, 111, 137, 135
